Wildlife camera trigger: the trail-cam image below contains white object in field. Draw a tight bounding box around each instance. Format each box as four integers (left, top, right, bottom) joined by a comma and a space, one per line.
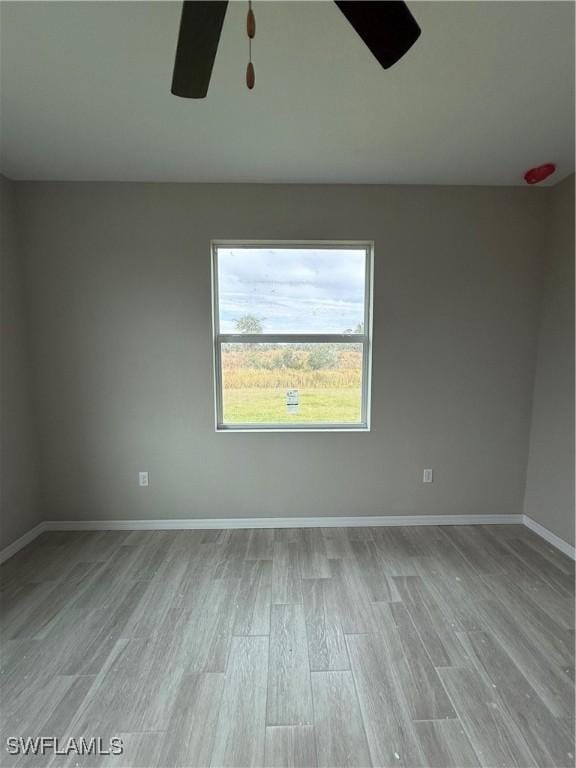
286, 389, 299, 413
139, 471, 149, 487
423, 468, 434, 483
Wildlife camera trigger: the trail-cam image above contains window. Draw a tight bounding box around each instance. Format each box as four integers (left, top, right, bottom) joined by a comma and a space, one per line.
211, 241, 373, 431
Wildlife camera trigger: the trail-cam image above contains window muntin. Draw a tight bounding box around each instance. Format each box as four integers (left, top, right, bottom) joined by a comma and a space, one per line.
212, 242, 373, 431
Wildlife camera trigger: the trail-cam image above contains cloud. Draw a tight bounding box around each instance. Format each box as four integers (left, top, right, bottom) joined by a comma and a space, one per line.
217, 248, 366, 333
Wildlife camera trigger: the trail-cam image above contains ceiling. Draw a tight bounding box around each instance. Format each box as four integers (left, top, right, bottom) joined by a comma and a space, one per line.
0, 1, 574, 185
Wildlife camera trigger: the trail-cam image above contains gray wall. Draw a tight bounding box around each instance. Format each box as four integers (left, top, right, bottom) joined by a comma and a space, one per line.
524, 176, 575, 545
0, 175, 40, 548
15, 182, 553, 524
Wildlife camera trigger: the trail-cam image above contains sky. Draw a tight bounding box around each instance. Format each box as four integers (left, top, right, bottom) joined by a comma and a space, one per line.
217, 247, 366, 334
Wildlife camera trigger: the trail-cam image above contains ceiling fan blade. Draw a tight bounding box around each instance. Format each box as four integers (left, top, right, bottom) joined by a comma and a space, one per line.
171, 1, 229, 98
334, 1, 421, 69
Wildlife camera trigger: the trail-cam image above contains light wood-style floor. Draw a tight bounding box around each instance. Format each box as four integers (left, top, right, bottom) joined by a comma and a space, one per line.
1, 524, 574, 768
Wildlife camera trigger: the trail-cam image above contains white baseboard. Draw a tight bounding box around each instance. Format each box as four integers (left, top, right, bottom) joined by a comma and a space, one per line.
3, 513, 572, 564
523, 515, 575, 560
0, 522, 47, 565
45, 513, 522, 532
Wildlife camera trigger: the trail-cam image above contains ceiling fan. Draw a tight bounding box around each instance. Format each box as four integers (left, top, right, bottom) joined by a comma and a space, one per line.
171, 1, 421, 98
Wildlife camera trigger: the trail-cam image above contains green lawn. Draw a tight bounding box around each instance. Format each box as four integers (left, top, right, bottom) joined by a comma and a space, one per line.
223, 387, 362, 424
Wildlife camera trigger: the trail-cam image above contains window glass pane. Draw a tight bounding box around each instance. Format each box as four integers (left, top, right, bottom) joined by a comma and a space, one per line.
221, 343, 363, 425
217, 247, 366, 334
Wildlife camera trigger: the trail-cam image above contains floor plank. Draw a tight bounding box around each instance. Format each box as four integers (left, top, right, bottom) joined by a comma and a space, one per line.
438, 667, 537, 768
267, 604, 313, 726
271, 540, 302, 605
210, 635, 269, 767
389, 602, 457, 720
346, 631, 425, 768
299, 529, 331, 579
414, 720, 480, 768
264, 726, 317, 768
160, 673, 225, 767
302, 578, 349, 671
232, 560, 272, 636
310, 670, 372, 768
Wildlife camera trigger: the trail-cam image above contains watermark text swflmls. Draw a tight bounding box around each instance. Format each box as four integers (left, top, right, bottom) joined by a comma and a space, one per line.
5, 737, 124, 756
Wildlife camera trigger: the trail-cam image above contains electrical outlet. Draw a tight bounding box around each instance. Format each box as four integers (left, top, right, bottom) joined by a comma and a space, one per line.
423, 468, 434, 483
138, 471, 149, 487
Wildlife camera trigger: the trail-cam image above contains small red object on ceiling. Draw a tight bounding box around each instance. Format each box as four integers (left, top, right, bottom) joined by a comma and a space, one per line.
524, 163, 556, 185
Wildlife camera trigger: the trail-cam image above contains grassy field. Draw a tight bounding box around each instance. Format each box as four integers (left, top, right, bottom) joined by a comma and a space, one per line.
223, 387, 362, 424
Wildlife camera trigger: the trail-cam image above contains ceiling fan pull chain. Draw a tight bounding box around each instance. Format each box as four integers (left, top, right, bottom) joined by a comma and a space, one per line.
246, 1, 255, 90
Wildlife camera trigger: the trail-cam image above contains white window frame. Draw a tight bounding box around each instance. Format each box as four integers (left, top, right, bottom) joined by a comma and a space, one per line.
211, 240, 374, 432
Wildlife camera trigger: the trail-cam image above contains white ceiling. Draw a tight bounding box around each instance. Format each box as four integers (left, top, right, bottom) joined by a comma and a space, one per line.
0, 1, 574, 185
